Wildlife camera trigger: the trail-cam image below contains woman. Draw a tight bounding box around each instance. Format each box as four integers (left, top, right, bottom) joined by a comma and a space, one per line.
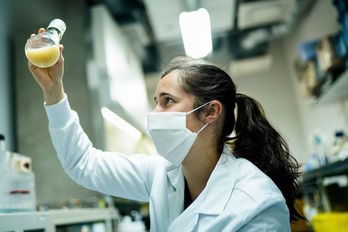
29, 28, 302, 231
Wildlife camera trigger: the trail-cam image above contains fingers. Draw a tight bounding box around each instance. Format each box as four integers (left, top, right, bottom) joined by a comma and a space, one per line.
59, 44, 64, 52
29, 28, 45, 39
58, 44, 64, 61
57, 48, 64, 65
28, 61, 37, 73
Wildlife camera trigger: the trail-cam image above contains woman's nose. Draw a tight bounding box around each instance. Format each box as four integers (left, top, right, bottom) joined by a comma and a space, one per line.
152, 104, 162, 112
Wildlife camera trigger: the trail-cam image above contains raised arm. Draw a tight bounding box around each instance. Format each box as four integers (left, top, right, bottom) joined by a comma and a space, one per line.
28, 29, 157, 202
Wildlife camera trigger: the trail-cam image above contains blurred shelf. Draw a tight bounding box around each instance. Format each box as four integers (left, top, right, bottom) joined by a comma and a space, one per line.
314, 70, 348, 105
302, 158, 348, 183
302, 159, 348, 212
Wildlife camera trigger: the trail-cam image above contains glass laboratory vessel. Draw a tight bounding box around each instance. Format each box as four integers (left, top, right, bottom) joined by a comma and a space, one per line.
25, 19, 66, 68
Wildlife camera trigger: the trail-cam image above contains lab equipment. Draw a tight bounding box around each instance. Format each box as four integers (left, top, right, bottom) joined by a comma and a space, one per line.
0, 135, 36, 213
0, 208, 119, 232
25, 19, 66, 68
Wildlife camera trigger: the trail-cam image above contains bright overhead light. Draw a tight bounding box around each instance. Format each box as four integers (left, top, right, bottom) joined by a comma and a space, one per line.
179, 8, 212, 59
101, 107, 142, 140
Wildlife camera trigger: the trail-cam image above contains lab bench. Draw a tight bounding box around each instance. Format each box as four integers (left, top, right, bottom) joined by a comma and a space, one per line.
0, 208, 119, 232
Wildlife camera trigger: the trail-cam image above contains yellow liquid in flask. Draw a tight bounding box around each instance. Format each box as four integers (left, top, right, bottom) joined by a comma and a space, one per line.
25, 45, 60, 68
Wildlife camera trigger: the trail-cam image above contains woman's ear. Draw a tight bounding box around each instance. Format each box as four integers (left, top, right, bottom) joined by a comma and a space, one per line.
204, 100, 223, 124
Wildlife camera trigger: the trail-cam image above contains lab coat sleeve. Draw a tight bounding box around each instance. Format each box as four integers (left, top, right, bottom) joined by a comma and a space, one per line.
237, 201, 291, 232
44, 95, 157, 202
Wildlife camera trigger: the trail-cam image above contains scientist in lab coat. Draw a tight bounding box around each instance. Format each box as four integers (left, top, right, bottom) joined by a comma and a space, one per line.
28, 28, 303, 231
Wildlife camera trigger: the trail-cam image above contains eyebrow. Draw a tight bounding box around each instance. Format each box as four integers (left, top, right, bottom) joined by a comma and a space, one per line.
153, 92, 177, 102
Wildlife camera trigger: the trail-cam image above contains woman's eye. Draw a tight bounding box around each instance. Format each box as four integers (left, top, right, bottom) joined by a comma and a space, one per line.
165, 97, 174, 105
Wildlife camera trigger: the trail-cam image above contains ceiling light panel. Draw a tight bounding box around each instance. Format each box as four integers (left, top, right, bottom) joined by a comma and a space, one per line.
144, 0, 235, 41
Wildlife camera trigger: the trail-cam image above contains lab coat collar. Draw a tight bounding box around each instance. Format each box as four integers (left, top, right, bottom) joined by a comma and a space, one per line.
166, 144, 237, 215
195, 144, 237, 215
166, 162, 184, 192
166, 161, 185, 223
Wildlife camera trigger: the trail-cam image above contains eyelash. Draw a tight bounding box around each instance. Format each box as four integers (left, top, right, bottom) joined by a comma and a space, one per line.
154, 96, 175, 106
165, 97, 174, 105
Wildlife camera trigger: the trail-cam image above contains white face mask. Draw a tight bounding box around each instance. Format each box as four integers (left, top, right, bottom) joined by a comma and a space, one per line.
146, 102, 210, 166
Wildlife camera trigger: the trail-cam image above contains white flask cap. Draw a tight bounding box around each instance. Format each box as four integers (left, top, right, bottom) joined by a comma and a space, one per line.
47, 19, 66, 39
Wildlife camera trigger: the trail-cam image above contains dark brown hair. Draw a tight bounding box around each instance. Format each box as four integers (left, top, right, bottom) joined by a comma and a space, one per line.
161, 56, 303, 222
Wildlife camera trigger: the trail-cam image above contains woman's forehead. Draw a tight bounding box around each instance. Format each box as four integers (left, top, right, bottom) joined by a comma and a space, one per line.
155, 71, 183, 95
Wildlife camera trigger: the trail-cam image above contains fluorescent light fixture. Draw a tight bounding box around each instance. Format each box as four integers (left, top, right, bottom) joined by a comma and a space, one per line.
179, 8, 212, 59
101, 107, 142, 140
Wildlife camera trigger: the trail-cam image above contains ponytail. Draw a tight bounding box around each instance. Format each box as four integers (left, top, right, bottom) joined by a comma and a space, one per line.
231, 93, 303, 222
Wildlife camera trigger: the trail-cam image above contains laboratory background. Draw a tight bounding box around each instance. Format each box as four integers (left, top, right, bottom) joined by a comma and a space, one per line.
0, 0, 348, 231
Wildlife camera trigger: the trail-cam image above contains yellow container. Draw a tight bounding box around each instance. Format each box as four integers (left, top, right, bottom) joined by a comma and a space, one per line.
312, 212, 348, 232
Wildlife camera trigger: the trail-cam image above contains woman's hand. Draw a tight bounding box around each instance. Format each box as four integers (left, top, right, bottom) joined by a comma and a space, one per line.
28, 28, 65, 105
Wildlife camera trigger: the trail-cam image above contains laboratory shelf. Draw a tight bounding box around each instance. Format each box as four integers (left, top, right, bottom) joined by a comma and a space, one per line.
315, 70, 348, 105
302, 158, 348, 183
301, 158, 348, 212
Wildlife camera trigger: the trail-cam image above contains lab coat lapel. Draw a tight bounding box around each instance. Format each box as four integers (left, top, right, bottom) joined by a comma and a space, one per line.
196, 146, 237, 215
166, 164, 185, 223
168, 145, 237, 231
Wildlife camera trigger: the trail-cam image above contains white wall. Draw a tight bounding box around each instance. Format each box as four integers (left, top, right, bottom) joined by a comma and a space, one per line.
91, 5, 150, 132
0, 0, 14, 151
90, 5, 152, 155
284, 0, 348, 157
233, 40, 308, 163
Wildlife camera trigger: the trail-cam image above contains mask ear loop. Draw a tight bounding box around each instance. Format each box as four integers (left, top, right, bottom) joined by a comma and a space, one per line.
186, 101, 211, 115
187, 101, 212, 134
197, 122, 210, 134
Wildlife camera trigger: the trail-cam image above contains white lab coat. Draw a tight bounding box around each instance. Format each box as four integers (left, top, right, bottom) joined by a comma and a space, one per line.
45, 95, 291, 232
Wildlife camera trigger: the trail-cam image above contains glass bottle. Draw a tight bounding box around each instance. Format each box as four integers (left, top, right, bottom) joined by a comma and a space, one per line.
25, 19, 66, 68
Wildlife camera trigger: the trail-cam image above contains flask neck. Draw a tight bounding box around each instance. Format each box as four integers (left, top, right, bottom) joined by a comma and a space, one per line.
47, 28, 60, 36
47, 28, 61, 38
47, 19, 66, 40
46, 28, 61, 44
